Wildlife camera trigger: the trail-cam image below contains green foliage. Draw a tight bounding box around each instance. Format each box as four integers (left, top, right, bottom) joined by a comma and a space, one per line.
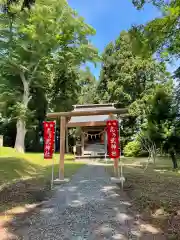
135, 85, 180, 168
175, 67, 180, 108
0, 0, 99, 151
132, 0, 165, 9
77, 67, 98, 105
0, 0, 98, 115
131, 0, 180, 59
124, 141, 141, 157
0, 0, 179, 158
97, 31, 170, 107
0, 119, 16, 147
49, 67, 79, 112
97, 30, 172, 151
146, 87, 176, 146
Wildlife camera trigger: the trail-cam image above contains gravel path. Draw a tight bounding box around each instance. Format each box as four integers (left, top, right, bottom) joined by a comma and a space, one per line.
13, 164, 158, 240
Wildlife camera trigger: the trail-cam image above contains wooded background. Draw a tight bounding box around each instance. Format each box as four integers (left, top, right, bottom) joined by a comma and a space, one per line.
0, 0, 180, 168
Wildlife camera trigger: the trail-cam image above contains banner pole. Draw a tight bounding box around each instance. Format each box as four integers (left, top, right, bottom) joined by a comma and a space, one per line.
51, 156, 54, 189
51, 120, 56, 189
118, 120, 121, 178
121, 163, 123, 189
105, 130, 108, 165
119, 119, 124, 189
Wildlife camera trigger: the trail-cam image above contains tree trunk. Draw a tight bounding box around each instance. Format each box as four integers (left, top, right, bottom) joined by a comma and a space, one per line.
14, 119, 26, 153
170, 151, 178, 169
14, 72, 30, 153
152, 152, 156, 165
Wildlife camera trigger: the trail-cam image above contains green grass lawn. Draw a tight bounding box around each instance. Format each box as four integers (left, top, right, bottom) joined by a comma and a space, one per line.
0, 147, 84, 213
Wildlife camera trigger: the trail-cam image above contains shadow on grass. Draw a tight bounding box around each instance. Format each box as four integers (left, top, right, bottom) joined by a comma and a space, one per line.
0, 157, 42, 184
0, 157, 84, 213
107, 165, 180, 238
2, 165, 166, 240
154, 166, 180, 173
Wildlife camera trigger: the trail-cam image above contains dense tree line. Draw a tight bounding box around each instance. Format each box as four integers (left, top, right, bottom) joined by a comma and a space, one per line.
0, 0, 99, 152
0, 0, 180, 169
96, 0, 180, 168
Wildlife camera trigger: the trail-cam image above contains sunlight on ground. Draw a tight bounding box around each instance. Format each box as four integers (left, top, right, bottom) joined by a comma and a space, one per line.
107, 157, 180, 238
0, 147, 85, 218
139, 223, 161, 234
0, 203, 41, 225
0, 147, 82, 186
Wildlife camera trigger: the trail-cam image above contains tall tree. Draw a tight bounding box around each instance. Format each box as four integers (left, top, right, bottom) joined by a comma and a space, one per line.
0, 0, 99, 152
77, 67, 98, 105
97, 31, 170, 107
145, 87, 179, 169
130, 1, 180, 167
97, 30, 171, 148
49, 67, 80, 113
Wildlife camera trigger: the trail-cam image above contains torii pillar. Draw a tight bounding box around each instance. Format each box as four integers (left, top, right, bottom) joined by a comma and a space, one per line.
53, 116, 69, 184
47, 107, 128, 184
59, 116, 66, 180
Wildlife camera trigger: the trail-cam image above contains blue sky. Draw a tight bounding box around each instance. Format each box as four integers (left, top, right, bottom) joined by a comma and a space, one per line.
68, 0, 161, 78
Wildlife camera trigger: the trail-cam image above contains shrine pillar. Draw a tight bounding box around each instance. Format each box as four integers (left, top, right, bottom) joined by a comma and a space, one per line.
81, 130, 84, 156
65, 125, 69, 153
104, 131, 107, 154
59, 116, 66, 180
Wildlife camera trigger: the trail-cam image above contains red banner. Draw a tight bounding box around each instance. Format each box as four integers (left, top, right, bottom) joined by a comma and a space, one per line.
106, 120, 120, 159
43, 121, 55, 159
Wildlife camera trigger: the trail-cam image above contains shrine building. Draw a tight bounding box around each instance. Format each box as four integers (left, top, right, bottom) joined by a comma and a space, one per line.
67, 103, 119, 158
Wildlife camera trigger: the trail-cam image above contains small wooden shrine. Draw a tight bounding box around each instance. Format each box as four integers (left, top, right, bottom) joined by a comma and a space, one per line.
47, 104, 127, 180
67, 103, 117, 157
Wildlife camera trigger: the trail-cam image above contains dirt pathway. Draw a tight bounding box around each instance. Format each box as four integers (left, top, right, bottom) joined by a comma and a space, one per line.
10, 165, 163, 239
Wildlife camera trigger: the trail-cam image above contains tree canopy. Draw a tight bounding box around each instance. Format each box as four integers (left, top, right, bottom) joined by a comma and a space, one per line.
131, 0, 180, 59
0, 0, 180, 170
0, 0, 99, 152
127, 0, 180, 168
97, 30, 171, 107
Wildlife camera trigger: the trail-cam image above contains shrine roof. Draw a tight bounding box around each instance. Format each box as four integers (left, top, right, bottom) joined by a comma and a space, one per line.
68, 103, 116, 126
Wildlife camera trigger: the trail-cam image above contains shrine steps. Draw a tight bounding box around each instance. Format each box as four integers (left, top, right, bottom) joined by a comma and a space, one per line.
84, 143, 106, 156
75, 155, 110, 162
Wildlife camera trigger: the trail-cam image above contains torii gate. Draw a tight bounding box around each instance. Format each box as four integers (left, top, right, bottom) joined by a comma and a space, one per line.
47, 107, 128, 182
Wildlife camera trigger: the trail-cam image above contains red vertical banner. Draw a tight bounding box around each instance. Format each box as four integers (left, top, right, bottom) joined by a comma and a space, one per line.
106, 120, 120, 159
43, 121, 55, 159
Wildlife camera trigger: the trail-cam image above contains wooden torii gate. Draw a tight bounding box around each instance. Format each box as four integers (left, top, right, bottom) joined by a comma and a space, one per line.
47, 108, 128, 181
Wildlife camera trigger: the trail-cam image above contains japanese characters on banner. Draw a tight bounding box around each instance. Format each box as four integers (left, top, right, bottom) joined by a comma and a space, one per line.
43, 121, 55, 159
106, 120, 120, 159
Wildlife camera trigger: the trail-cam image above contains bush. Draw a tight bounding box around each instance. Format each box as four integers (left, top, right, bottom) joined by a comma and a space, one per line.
124, 141, 141, 157
137, 150, 149, 157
